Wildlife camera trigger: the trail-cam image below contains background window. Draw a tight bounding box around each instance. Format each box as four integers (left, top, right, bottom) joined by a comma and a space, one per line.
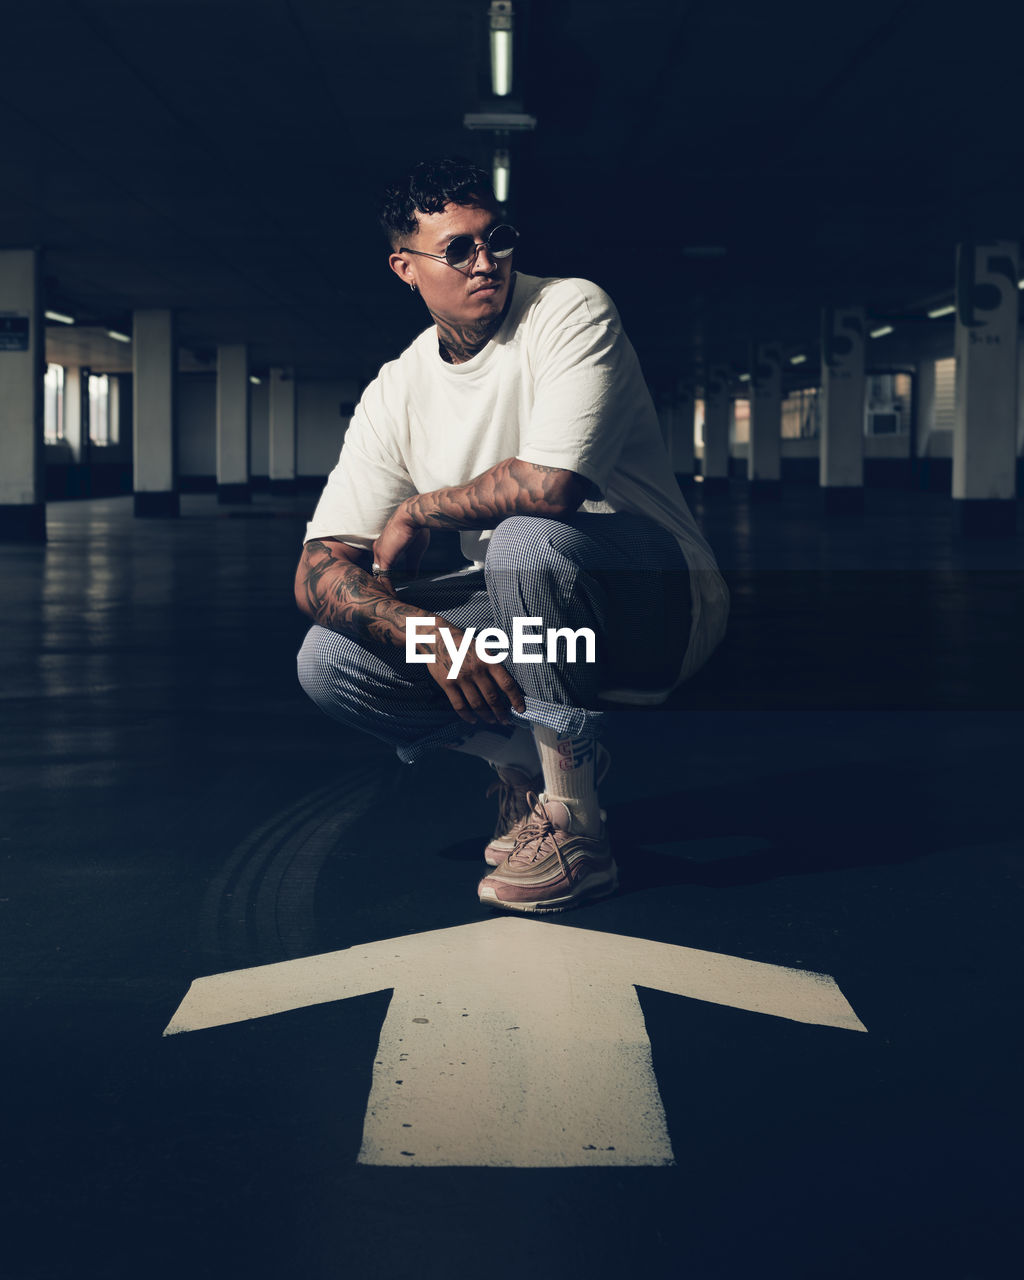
44, 364, 64, 443
88, 374, 112, 445
782, 387, 820, 438
865, 372, 913, 435
730, 398, 750, 445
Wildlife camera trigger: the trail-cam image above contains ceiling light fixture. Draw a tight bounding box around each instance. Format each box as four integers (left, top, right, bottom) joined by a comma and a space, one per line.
927, 304, 955, 319
738, 373, 751, 382
489, 1, 514, 97
250, 375, 261, 386
870, 324, 894, 339
45, 309, 75, 325
492, 147, 510, 203
107, 329, 131, 343
789, 354, 807, 365
1018, 278, 1024, 290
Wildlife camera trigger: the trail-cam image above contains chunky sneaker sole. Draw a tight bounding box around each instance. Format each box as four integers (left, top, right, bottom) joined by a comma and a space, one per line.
478, 858, 619, 913
483, 741, 611, 867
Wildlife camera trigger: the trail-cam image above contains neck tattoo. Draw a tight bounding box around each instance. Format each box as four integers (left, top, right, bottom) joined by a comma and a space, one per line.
433, 315, 502, 365
431, 283, 513, 365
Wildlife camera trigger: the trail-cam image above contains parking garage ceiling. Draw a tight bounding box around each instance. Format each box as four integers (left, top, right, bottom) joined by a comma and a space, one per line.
2, 0, 1021, 386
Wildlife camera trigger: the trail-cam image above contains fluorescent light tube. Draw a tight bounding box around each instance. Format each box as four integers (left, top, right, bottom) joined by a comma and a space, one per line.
738, 373, 751, 382
45, 310, 75, 325
789, 354, 807, 365
489, 2, 513, 96
107, 329, 131, 343
493, 148, 510, 203
490, 30, 512, 94
250, 376, 261, 385
927, 304, 955, 319
870, 325, 894, 339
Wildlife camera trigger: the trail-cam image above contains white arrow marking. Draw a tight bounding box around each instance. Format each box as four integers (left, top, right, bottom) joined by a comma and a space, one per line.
165, 918, 866, 1168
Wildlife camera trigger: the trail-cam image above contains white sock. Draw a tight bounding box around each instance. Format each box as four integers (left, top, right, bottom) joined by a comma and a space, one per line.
449, 724, 541, 776
531, 725, 602, 835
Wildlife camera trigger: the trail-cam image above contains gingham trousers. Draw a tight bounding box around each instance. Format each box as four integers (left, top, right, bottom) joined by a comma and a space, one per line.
297, 513, 690, 763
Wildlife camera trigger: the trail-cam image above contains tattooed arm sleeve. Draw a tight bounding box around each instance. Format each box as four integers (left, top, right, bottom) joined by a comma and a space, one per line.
399, 457, 591, 532
294, 537, 433, 644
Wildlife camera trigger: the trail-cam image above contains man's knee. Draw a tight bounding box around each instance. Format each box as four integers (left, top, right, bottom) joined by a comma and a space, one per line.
296, 625, 364, 710
297, 626, 331, 703
484, 516, 565, 576
484, 517, 595, 630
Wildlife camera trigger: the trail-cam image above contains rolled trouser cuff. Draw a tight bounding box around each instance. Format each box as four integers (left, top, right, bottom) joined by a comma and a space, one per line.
395, 696, 604, 764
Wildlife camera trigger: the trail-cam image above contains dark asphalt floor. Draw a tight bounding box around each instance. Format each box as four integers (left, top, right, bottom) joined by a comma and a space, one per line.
2, 484, 1022, 1279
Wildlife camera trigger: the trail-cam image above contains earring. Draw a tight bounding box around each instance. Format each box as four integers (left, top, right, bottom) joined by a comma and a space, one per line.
409, 282, 417, 293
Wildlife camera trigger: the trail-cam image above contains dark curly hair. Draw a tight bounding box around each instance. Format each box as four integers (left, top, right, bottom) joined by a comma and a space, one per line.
378, 157, 497, 248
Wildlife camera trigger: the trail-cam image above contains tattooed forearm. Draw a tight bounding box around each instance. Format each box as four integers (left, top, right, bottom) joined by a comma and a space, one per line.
297, 539, 431, 646
298, 461, 589, 641
401, 458, 589, 531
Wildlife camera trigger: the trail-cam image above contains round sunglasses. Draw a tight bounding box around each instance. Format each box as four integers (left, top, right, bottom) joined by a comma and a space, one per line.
400, 224, 519, 271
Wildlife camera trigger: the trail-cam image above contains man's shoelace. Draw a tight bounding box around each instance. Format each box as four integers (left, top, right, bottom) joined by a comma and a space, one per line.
506, 796, 571, 871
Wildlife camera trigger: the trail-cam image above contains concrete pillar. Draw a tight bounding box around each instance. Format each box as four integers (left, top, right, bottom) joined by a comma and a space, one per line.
749, 342, 782, 500
133, 309, 178, 517
671, 384, 696, 481
269, 367, 297, 495
702, 364, 730, 494
953, 240, 1019, 535
820, 306, 866, 514
216, 343, 250, 503
0, 249, 44, 540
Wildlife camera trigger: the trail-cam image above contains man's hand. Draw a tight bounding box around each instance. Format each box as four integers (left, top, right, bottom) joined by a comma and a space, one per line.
371, 504, 430, 595
416, 621, 526, 727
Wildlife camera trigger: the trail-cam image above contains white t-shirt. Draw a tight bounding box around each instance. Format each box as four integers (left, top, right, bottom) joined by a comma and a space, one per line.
305, 272, 729, 688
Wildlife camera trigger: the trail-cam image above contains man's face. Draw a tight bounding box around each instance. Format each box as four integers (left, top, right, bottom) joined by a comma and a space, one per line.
389, 202, 514, 331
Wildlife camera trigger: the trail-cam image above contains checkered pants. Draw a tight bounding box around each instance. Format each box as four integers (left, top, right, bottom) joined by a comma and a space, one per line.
297, 513, 690, 763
